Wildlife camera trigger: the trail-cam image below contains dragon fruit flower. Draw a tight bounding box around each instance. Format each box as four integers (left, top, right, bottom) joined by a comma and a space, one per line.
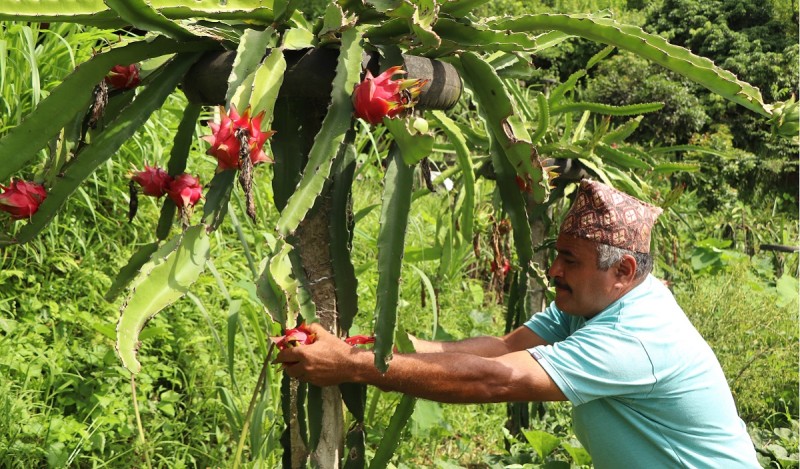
203, 105, 276, 172
272, 323, 317, 351
131, 164, 172, 197
166, 173, 202, 209
0, 179, 47, 220
105, 64, 140, 90
352, 66, 427, 126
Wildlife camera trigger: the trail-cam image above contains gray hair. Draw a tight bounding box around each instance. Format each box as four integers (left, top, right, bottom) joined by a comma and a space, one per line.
595, 243, 654, 279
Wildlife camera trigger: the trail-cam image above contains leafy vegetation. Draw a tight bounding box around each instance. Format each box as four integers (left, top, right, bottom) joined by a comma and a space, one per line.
0, 0, 797, 467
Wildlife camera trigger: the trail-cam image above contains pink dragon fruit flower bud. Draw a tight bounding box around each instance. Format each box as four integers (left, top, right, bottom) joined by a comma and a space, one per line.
352, 66, 428, 126
131, 164, 172, 197
0, 179, 47, 220
203, 105, 276, 172
271, 323, 317, 351
166, 173, 202, 209
105, 64, 140, 90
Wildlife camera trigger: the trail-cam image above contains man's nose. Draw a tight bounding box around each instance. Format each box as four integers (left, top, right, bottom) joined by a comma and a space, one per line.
548, 258, 561, 278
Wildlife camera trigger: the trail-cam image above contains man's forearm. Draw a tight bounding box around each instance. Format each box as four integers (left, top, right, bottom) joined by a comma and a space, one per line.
350, 349, 515, 403
346, 347, 566, 403
410, 335, 513, 356
410, 326, 548, 357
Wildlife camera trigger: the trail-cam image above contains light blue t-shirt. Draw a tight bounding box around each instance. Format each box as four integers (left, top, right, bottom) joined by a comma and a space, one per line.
524, 275, 760, 469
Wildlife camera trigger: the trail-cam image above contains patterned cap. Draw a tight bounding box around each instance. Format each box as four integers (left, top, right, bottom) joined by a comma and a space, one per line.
559, 180, 663, 253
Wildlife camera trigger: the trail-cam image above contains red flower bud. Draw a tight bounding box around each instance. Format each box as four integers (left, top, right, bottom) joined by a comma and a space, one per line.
105, 64, 140, 90
131, 164, 172, 197
352, 66, 427, 126
203, 105, 276, 172
0, 179, 47, 220
166, 173, 202, 208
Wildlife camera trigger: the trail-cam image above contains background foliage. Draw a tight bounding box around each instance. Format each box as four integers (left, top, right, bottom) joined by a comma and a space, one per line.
0, 0, 798, 467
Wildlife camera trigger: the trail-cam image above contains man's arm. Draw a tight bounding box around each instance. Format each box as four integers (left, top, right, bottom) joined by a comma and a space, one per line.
410, 324, 550, 356
276, 323, 565, 404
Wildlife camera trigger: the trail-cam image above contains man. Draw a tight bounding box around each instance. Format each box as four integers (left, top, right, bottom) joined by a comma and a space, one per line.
276, 179, 761, 468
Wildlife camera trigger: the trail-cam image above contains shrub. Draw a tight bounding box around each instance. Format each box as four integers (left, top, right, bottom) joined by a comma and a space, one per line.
674, 261, 799, 425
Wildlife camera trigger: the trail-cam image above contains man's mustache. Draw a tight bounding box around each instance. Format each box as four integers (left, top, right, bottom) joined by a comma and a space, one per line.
551, 278, 572, 293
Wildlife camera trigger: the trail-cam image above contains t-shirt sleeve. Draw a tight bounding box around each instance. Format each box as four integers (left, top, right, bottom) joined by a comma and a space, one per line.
524, 302, 572, 344
529, 326, 657, 405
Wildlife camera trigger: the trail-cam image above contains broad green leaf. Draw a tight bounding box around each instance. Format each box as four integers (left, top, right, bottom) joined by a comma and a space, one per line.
594, 142, 652, 170
255, 241, 294, 326
438, 0, 490, 17
201, 169, 237, 231
601, 116, 642, 144
523, 429, 561, 460
105, 0, 195, 40
0, 36, 214, 184
586, 44, 615, 69
368, 327, 416, 466
0, 0, 276, 26
383, 117, 434, 166
661, 183, 685, 210
530, 93, 549, 146
408, 0, 440, 50
434, 18, 543, 52
404, 245, 443, 264
104, 242, 160, 302
283, 27, 315, 49
431, 110, 474, 244
776, 274, 799, 308
276, 26, 363, 237
249, 47, 287, 128
489, 140, 534, 270
562, 441, 592, 466
330, 141, 360, 333
273, 0, 298, 23
368, 394, 415, 469
116, 225, 210, 374
307, 384, 322, 451
460, 51, 549, 203
227, 28, 276, 110
318, 2, 349, 39
342, 417, 366, 469
373, 144, 414, 373
489, 14, 769, 116
4, 52, 201, 247
548, 69, 585, 107
411, 399, 444, 433
551, 101, 664, 116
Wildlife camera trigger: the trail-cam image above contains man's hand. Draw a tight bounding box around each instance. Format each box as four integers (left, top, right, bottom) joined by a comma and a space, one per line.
274, 323, 366, 387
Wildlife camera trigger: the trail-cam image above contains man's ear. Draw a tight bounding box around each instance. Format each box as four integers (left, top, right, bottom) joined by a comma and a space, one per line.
615, 255, 638, 284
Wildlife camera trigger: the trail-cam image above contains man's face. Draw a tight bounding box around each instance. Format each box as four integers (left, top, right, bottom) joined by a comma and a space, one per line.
548, 233, 621, 318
